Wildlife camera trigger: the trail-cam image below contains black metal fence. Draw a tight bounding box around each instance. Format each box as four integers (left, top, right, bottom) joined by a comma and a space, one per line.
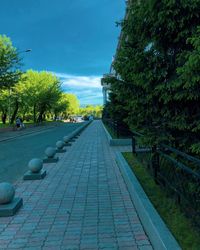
135, 138, 200, 229
156, 144, 200, 228
103, 118, 132, 138
103, 118, 200, 229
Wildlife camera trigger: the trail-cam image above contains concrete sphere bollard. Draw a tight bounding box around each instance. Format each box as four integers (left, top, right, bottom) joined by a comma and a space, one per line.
63, 136, 69, 143
0, 182, 15, 204
28, 158, 43, 173
45, 147, 56, 158
56, 141, 64, 149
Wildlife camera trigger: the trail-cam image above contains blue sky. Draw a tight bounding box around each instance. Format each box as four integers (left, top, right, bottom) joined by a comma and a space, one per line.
0, 0, 125, 105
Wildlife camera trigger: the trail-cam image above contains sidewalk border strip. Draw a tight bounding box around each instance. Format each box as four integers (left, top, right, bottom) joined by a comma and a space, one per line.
101, 121, 132, 146
115, 152, 181, 250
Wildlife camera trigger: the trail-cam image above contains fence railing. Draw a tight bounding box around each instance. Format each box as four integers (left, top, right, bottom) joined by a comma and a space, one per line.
137, 141, 200, 229
103, 118, 132, 138
156, 144, 200, 228
103, 118, 200, 229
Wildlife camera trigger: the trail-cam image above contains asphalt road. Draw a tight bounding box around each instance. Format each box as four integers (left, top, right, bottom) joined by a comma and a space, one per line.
0, 122, 82, 183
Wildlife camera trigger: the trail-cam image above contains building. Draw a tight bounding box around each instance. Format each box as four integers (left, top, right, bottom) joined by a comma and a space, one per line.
101, 74, 111, 105
101, 0, 131, 105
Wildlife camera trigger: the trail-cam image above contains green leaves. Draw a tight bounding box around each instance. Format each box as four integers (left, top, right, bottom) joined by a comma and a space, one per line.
103, 0, 200, 154
63, 93, 79, 116
79, 105, 103, 118
0, 35, 22, 88
11, 70, 62, 122
0, 35, 83, 124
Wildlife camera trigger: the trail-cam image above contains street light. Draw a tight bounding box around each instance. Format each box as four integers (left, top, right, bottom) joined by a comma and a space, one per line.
23, 49, 32, 53
8, 49, 32, 125
18, 49, 32, 53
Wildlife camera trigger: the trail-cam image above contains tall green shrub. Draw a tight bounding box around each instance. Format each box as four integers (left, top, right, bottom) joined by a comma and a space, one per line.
103, 0, 200, 152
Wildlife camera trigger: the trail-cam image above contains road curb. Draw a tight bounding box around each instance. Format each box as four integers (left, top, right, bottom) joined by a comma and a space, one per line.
115, 152, 181, 250
63, 121, 92, 143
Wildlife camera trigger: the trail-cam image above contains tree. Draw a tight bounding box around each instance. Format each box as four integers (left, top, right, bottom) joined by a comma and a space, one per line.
104, 0, 200, 152
0, 35, 21, 88
0, 69, 82, 124
0, 89, 9, 123
79, 105, 103, 118
52, 93, 69, 119
170, 27, 200, 153
64, 93, 79, 116
13, 70, 62, 123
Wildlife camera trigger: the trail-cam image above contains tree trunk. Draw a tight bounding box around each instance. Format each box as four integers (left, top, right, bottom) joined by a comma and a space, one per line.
10, 101, 19, 124
2, 113, 7, 124
37, 105, 46, 123
37, 108, 45, 123
37, 112, 43, 123
33, 105, 36, 123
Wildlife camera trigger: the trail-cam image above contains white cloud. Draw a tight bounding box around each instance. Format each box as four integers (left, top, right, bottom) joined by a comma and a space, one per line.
53, 72, 102, 89
52, 72, 103, 105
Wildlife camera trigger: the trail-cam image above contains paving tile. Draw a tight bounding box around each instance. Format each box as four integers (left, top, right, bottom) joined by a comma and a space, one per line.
136, 240, 152, 246
139, 246, 154, 250
61, 245, 80, 250
0, 121, 152, 249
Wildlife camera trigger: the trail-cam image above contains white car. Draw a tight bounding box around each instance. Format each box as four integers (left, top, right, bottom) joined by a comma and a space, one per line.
75, 116, 83, 123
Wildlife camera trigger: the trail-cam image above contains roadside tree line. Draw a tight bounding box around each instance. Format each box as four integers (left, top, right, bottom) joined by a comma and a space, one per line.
79, 105, 102, 119
0, 69, 80, 124
102, 0, 200, 155
0, 34, 102, 125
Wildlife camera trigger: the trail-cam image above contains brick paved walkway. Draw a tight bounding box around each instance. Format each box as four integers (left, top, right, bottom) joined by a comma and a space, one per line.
0, 121, 153, 250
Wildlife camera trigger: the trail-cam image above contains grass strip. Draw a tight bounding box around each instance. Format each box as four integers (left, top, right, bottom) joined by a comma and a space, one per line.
123, 152, 200, 250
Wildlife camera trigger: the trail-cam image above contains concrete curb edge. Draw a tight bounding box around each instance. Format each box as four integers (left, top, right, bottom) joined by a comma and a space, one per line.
101, 121, 132, 146
115, 152, 181, 250
68, 121, 92, 139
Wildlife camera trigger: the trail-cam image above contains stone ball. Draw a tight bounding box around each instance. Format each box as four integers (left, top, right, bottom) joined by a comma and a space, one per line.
0, 182, 15, 204
56, 141, 64, 149
45, 147, 56, 158
63, 136, 69, 143
28, 158, 43, 173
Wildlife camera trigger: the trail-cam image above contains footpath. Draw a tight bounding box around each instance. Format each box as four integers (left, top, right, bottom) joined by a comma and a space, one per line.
0, 120, 153, 250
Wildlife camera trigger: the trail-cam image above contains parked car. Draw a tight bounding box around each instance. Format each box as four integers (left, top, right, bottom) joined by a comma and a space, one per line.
75, 116, 83, 123
70, 116, 83, 123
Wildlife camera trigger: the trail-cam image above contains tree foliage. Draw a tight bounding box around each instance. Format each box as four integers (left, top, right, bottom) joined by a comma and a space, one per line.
0, 89, 9, 123
53, 93, 70, 119
103, 0, 200, 153
16, 70, 62, 122
79, 105, 103, 118
64, 93, 80, 116
0, 70, 62, 123
0, 35, 21, 88
0, 35, 83, 125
